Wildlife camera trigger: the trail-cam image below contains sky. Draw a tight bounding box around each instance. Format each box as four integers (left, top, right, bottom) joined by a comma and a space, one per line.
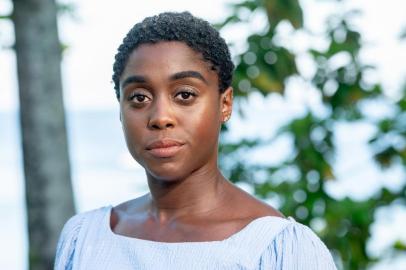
0, 0, 406, 269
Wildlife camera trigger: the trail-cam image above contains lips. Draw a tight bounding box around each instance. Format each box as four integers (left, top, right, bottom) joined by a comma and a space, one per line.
146, 139, 185, 158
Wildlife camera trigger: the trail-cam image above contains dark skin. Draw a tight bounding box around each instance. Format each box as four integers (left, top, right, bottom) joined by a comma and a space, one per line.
111, 41, 283, 242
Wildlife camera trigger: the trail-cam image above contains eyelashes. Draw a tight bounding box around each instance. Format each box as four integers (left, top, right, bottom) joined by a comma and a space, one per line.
127, 88, 198, 105
174, 90, 197, 101
128, 93, 150, 102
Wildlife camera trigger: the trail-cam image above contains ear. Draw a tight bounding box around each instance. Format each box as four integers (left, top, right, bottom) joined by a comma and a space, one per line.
220, 87, 233, 123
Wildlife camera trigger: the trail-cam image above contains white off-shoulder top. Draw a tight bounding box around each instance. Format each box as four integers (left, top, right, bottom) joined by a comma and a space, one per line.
54, 205, 337, 270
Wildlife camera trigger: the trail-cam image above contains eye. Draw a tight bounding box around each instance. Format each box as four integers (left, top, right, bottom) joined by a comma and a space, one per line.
128, 92, 151, 103
175, 89, 197, 102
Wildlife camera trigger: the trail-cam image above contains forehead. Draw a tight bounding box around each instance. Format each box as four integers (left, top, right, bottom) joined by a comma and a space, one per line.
121, 41, 216, 80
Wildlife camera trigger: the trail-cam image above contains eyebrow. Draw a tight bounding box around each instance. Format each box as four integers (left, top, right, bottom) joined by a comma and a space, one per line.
121, 75, 147, 89
121, 70, 208, 90
169, 70, 208, 84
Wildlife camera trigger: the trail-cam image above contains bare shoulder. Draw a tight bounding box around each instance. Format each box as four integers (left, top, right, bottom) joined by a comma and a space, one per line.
227, 181, 285, 219
110, 193, 149, 229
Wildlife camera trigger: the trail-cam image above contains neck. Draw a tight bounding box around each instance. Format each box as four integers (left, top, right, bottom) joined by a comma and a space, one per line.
145, 166, 228, 223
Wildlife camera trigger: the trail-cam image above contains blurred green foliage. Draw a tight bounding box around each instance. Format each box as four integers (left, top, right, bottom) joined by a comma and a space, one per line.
217, 0, 406, 269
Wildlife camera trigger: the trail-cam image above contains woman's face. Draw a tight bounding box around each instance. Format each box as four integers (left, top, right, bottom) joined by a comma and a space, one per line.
119, 41, 232, 181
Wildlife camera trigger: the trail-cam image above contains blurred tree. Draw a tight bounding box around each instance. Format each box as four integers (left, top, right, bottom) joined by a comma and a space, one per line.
9, 0, 75, 269
217, 0, 406, 269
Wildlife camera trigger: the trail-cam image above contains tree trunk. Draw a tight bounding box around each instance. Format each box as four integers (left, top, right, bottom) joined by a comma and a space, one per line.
12, 0, 75, 269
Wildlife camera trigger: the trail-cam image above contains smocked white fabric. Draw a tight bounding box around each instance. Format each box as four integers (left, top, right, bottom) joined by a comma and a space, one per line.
55, 206, 337, 269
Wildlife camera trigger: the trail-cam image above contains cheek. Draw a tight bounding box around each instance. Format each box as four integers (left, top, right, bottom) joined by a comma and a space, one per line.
186, 100, 222, 147
121, 110, 145, 158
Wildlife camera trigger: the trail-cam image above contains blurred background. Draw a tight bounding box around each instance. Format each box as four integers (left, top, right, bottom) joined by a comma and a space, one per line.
1, 0, 405, 269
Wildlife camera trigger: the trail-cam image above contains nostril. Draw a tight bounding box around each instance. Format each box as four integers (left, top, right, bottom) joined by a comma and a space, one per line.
149, 121, 174, 130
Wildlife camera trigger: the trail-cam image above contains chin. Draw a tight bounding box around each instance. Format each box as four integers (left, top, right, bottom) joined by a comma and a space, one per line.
128, 151, 184, 179
144, 163, 190, 183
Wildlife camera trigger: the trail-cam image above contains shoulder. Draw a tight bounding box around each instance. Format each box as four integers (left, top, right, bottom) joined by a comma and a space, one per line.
110, 194, 150, 230
258, 218, 337, 269
59, 206, 109, 235
227, 181, 284, 220
54, 206, 111, 270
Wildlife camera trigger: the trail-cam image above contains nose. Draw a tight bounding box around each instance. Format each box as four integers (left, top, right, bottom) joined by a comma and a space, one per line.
147, 96, 176, 130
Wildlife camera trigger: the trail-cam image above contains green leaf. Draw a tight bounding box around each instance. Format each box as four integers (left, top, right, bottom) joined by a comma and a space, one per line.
393, 240, 406, 251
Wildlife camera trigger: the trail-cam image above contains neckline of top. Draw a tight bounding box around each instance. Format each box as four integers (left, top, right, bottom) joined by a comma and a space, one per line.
103, 205, 293, 245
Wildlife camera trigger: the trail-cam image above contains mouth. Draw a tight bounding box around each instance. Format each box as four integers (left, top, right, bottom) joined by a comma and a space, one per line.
145, 139, 185, 158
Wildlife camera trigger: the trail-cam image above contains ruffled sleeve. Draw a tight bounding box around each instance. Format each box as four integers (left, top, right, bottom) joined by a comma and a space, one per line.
54, 213, 85, 270
259, 218, 337, 270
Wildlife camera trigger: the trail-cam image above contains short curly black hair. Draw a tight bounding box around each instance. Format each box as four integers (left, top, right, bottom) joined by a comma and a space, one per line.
112, 11, 234, 99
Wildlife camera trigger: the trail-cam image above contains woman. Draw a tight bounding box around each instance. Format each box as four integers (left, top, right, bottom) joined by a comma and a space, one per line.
55, 12, 337, 269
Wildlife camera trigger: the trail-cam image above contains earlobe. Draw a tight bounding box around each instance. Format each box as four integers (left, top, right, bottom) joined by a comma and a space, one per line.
221, 87, 233, 123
